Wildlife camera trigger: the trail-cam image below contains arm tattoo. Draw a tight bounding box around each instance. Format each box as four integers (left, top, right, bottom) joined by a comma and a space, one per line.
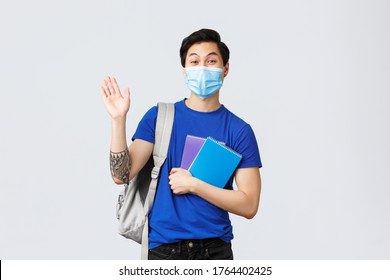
110, 149, 131, 185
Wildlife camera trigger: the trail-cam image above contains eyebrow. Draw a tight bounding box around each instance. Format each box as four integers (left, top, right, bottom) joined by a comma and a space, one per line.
206, 52, 219, 57
188, 52, 220, 57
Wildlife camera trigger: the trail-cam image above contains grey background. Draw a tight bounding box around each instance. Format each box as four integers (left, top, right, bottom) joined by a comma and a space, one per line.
1, 0, 389, 259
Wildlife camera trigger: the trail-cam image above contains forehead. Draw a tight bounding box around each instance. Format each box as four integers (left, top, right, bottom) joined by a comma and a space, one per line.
186, 41, 221, 58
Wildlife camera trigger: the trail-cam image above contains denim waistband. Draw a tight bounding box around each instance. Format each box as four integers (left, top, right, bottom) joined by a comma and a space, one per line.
162, 238, 226, 253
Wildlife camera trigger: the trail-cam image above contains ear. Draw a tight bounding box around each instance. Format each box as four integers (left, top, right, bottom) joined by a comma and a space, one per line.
223, 63, 229, 77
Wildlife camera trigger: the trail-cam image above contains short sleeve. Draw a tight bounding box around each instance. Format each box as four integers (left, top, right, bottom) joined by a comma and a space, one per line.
233, 124, 262, 168
131, 106, 158, 143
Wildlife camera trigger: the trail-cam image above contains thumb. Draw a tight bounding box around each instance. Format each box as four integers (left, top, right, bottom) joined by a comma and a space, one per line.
124, 87, 131, 100
170, 168, 180, 174
124, 87, 131, 109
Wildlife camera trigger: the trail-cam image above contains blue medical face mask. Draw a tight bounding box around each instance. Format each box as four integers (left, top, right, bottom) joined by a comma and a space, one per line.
184, 66, 223, 99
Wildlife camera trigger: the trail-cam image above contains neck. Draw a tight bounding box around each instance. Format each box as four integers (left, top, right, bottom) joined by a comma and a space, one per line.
185, 93, 221, 112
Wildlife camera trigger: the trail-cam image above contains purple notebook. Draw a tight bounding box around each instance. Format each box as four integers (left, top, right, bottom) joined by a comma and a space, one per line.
180, 135, 206, 170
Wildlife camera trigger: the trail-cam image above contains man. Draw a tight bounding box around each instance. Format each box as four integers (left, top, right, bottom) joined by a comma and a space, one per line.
101, 29, 262, 260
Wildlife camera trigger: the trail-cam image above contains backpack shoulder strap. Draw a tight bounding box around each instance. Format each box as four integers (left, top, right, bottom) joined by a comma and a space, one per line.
141, 102, 175, 259
153, 102, 175, 171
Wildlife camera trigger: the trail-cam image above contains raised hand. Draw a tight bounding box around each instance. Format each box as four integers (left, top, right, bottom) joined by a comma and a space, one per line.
100, 76, 131, 120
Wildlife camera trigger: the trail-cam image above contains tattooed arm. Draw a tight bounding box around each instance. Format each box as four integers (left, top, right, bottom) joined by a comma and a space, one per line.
101, 76, 153, 185
110, 142, 154, 185
110, 139, 153, 185
110, 149, 131, 185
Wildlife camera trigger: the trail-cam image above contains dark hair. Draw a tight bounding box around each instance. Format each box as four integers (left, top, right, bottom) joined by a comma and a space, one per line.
179, 29, 230, 67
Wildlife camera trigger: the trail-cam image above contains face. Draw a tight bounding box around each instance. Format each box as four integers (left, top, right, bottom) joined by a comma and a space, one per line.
183, 41, 229, 79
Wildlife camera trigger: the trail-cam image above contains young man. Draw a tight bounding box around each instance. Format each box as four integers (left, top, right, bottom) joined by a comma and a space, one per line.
101, 29, 262, 260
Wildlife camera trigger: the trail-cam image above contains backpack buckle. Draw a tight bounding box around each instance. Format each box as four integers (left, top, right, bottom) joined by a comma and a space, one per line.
151, 167, 160, 179
116, 194, 124, 220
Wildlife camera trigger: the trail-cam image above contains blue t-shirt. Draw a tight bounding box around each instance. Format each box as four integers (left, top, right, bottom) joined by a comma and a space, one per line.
132, 99, 262, 249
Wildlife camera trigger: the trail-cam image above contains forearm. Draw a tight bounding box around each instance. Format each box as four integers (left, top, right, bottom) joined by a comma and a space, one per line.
190, 178, 259, 219
109, 117, 131, 184
110, 117, 128, 152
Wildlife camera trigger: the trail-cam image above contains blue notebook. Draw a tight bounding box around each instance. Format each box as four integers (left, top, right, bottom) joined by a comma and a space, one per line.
188, 137, 242, 188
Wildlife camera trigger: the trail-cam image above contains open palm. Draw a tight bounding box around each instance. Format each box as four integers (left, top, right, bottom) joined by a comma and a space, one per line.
100, 76, 130, 119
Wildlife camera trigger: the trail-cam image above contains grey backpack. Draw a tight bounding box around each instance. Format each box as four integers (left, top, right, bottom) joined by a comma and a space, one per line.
116, 102, 175, 260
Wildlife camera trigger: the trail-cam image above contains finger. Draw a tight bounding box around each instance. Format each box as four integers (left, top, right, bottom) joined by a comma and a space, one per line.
104, 76, 111, 91
103, 80, 112, 95
101, 80, 111, 96
124, 87, 131, 101
106, 77, 116, 96
101, 78, 110, 93
124, 87, 131, 108
112, 77, 122, 96
170, 168, 180, 174
172, 187, 184, 195
100, 86, 108, 98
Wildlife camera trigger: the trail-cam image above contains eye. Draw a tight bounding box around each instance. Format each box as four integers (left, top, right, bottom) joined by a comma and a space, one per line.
190, 60, 199, 65
208, 59, 217, 64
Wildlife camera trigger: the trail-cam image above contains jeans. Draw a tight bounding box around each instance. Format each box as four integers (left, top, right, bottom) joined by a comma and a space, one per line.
148, 238, 233, 260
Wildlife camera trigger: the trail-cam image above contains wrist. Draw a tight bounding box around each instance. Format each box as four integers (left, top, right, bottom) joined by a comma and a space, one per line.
190, 177, 200, 194
111, 116, 127, 126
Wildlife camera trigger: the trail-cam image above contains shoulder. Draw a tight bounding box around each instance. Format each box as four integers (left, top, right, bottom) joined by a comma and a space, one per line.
143, 105, 158, 119
222, 105, 251, 131
139, 100, 181, 126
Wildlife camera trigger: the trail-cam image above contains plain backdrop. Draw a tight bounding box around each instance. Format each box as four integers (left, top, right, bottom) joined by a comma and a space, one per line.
0, 0, 389, 259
